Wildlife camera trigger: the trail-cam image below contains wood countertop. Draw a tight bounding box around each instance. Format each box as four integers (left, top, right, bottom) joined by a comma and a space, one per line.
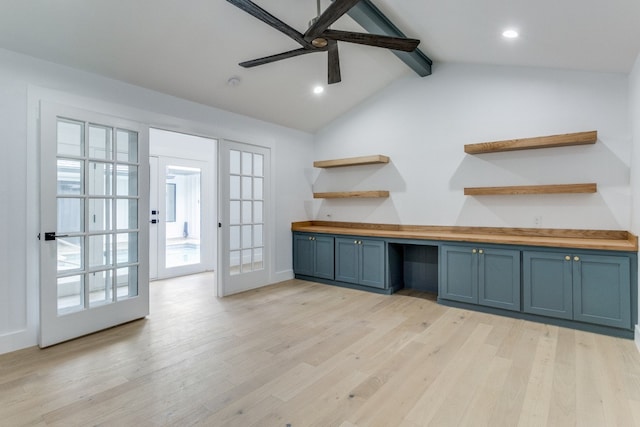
291, 221, 638, 252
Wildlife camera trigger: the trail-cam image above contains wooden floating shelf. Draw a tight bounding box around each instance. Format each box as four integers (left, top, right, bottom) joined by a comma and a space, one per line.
464, 130, 597, 154
313, 155, 390, 168
314, 190, 390, 199
464, 183, 597, 196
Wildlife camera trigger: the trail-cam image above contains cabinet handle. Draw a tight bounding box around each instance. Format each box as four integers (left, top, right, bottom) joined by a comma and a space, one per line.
354, 240, 358, 244
309, 236, 312, 241
478, 249, 484, 254
472, 249, 477, 254
359, 241, 363, 245
565, 256, 571, 261
574, 256, 580, 262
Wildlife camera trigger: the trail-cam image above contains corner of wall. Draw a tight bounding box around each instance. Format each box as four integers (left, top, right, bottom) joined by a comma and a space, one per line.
274, 269, 294, 284
631, 52, 640, 355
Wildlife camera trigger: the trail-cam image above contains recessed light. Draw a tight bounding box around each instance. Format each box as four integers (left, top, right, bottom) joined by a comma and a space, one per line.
313, 85, 324, 95
502, 29, 519, 39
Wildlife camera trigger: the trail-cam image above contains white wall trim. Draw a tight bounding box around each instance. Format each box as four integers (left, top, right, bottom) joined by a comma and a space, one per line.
274, 269, 295, 283
635, 324, 640, 353
0, 329, 35, 355
0, 85, 43, 354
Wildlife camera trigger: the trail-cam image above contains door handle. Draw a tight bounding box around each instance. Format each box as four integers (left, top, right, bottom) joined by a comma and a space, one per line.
44, 232, 69, 241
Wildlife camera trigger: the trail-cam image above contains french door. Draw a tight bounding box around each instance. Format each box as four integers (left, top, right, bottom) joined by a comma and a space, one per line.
39, 102, 149, 348
219, 140, 270, 296
150, 156, 212, 279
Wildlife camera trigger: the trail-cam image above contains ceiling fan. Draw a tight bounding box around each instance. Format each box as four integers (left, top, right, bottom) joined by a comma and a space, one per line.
226, 0, 420, 84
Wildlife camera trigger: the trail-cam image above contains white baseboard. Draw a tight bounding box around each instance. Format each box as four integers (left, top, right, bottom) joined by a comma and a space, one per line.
273, 269, 294, 283
636, 325, 640, 354
0, 328, 37, 356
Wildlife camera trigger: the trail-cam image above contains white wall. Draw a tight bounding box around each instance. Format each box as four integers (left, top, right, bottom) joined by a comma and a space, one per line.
629, 53, 640, 349
0, 48, 313, 355
313, 63, 631, 230
315, 61, 638, 349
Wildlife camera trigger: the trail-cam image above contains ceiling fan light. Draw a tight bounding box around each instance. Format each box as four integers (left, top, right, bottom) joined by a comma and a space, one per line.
502, 29, 519, 39
312, 37, 328, 48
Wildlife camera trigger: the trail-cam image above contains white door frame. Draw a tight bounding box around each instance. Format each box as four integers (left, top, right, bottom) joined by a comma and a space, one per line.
149, 156, 159, 280
148, 128, 217, 280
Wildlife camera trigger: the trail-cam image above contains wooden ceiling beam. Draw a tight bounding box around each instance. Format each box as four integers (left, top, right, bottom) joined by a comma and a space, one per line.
337, 0, 433, 77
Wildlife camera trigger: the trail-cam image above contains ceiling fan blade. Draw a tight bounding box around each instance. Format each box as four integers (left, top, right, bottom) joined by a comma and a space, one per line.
305, 0, 361, 40
227, 0, 309, 47
327, 40, 341, 84
239, 48, 314, 68
323, 29, 419, 52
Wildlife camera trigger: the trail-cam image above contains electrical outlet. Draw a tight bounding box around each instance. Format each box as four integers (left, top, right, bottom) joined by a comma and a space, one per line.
534, 216, 542, 227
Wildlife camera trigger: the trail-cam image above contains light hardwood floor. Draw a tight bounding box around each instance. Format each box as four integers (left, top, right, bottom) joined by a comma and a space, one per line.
1, 273, 640, 426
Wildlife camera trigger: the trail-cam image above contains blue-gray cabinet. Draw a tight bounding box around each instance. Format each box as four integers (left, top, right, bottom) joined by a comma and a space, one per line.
335, 237, 386, 289
440, 245, 477, 304
440, 245, 521, 311
293, 233, 334, 280
574, 253, 631, 329
522, 251, 573, 319
292, 227, 636, 337
524, 251, 631, 329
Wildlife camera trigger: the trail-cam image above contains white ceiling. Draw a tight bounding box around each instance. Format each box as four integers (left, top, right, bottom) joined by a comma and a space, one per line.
1, 0, 639, 132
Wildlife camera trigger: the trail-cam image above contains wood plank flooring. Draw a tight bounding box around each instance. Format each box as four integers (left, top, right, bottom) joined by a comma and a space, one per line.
1, 273, 640, 426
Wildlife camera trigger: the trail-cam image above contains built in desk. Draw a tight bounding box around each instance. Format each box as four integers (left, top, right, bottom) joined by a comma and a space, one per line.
292, 221, 638, 338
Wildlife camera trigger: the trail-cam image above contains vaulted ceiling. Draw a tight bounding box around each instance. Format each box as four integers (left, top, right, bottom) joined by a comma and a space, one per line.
1, 0, 639, 132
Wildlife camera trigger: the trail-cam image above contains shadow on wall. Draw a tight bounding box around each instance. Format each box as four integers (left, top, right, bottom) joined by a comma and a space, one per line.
449, 139, 629, 229
313, 198, 403, 224
450, 139, 629, 189
455, 193, 621, 229
303, 161, 406, 223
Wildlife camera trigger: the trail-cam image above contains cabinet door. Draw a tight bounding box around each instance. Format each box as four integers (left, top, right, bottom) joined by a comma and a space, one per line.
335, 238, 359, 284
293, 234, 314, 276
440, 245, 478, 304
523, 251, 573, 320
360, 239, 386, 289
478, 248, 521, 311
314, 236, 335, 280
573, 254, 631, 329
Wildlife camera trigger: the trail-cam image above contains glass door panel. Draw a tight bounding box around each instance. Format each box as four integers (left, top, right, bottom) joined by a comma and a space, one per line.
164, 165, 201, 268
153, 155, 211, 280
228, 150, 264, 276
54, 121, 138, 312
